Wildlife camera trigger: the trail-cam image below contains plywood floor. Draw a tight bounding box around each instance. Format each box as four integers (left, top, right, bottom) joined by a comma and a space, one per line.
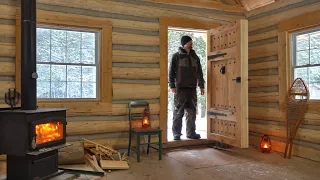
1, 146, 319, 180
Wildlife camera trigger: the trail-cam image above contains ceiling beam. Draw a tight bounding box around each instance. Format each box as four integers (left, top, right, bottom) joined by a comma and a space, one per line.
142, 0, 245, 13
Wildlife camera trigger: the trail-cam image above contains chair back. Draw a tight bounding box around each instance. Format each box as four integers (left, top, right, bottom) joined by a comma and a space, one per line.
128, 100, 151, 129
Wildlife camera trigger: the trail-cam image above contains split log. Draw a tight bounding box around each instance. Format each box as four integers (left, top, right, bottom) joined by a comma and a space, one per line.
113, 50, 160, 64
100, 160, 129, 170
84, 152, 105, 174
58, 141, 85, 165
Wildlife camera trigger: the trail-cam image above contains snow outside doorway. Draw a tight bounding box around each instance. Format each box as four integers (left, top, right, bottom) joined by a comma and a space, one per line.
167, 28, 207, 141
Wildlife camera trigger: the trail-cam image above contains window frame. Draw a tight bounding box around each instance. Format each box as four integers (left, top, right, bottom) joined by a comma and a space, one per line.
15, 9, 113, 106
35, 25, 101, 100
278, 9, 320, 109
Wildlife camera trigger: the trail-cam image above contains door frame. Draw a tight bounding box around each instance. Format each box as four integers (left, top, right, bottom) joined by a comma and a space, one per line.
159, 16, 220, 144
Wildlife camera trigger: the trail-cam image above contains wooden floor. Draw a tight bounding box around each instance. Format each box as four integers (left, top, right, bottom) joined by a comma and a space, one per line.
1, 146, 319, 180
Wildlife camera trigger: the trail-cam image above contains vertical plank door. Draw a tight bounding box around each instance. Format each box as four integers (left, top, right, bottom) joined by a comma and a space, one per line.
207, 19, 249, 148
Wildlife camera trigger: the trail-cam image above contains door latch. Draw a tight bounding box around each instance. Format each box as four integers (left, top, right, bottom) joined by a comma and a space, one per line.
220, 66, 225, 74
232, 77, 241, 83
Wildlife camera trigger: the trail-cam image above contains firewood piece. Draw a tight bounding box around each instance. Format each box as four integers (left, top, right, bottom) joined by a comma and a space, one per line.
118, 152, 121, 161
121, 152, 127, 161
84, 152, 105, 174
82, 138, 117, 153
100, 160, 129, 170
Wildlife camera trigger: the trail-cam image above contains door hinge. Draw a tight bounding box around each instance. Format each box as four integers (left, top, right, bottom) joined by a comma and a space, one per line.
207, 53, 227, 60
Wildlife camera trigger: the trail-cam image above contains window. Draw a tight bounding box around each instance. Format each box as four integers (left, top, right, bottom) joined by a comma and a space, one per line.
36, 26, 100, 100
291, 27, 320, 100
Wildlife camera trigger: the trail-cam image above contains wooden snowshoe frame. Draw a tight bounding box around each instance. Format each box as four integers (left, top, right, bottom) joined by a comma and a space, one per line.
284, 78, 309, 159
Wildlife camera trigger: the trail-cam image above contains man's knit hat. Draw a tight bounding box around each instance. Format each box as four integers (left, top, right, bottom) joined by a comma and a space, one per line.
181, 35, 192, 46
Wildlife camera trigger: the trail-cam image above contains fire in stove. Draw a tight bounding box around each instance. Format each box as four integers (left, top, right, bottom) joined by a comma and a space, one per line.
36, 122, 64, 145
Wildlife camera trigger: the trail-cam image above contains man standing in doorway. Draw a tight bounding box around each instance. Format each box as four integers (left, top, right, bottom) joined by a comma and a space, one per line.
169, 35, 205, 140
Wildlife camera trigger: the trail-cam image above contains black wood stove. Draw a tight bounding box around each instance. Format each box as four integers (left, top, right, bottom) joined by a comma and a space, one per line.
0, 0, 70, 179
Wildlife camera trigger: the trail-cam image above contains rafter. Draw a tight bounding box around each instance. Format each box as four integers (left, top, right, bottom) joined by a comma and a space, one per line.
142, 0, 245, 13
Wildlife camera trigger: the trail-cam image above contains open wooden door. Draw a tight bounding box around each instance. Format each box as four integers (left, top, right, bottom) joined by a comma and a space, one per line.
206, 19, 249, 148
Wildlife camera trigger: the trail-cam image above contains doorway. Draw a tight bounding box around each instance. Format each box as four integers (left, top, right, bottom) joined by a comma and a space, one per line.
166, 27, 208, 141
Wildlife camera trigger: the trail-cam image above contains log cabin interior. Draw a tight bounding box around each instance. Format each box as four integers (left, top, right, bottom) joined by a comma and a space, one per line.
0, 0, 319, 179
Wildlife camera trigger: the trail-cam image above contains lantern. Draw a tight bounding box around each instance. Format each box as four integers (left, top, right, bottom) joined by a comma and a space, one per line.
260, 135, 272, 153
142, 108, 150, 129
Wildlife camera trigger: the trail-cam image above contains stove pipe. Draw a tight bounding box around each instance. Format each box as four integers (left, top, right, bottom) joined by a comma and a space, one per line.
21, 0, 37, 110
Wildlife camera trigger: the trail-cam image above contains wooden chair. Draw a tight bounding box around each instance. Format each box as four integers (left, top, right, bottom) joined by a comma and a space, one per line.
127, 100, 162, 162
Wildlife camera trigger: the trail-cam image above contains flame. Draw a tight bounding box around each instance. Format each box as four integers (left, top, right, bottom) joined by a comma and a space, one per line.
35, 122, 63, 144
264, 144, 268, 148
143, 117, 149, 125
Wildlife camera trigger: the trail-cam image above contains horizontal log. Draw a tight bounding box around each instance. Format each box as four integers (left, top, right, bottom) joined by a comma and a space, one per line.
0, 42, 15, 57
249, 75, 278, 88
249, 68, 278, 76
249, 29, 278, 43
113, 44, 159, 53
112, 67, 160, 80
67, 119, 160, 135
0, 4, 16, 20
248, 42, 278, 59
112, 83, 160, 100
112, 62, 159, 68
37, 0, 240, 24
249, 85, 279, 93
249, 102, 279, 108
248, 2, 320, 31
0, 24, 15, 38
249, 55, 278, 64
249, 135, 320, 162
0, 80, 15, 89
304, 112, 320, 126
249, 92, 279, 103
67, 114, 159, 121
112, 79, 159, 84
249, 123, 320, 145
248, 25, 278, 36
0, 61, 14, 76
246, 0, 305, 18
249, 107, 284, 122
249, 37, 278, 47
142, 0, 244, 13
112, 32, 159, 46
66, 103, 160, 117
112, 99, 159, 104
38, 102, 113, 114
113, 27, 159, 36
113, 50, 160, 64
249, 61, 278, 71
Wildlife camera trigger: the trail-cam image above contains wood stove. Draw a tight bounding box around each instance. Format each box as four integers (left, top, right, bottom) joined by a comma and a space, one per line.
0, 0, 70, 179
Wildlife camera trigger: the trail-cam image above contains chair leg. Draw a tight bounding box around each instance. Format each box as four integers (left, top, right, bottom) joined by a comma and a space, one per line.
147, 135, 151, 154
137, 134, 141, 163
128, 131, 132, 156
159, 131, 162, 160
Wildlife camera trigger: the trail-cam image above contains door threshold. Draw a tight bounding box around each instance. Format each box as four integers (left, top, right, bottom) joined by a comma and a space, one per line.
163, 139, 212, 149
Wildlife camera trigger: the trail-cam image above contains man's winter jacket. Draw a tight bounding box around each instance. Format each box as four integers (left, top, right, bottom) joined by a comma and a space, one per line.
169, 47, 205, 89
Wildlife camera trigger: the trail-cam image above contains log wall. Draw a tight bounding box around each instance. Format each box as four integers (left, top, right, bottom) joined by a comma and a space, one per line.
247, 0, 320, 162
0, 0, 244, 160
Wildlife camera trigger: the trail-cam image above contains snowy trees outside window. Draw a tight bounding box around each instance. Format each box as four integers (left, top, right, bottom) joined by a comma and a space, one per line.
36, 27, 99, 99
292, 27, 320, 100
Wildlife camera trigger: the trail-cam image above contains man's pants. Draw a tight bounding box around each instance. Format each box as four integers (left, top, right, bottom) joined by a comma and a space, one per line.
172, 88, 197, 137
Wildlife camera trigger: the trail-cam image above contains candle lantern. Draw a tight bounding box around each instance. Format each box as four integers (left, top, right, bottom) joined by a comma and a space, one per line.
260, 135, 272, 153
142, 108, 150, 129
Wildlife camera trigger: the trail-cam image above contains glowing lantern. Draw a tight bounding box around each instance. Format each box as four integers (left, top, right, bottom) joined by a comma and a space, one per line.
260, 135, 272, 153
142, 108, 150, 129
